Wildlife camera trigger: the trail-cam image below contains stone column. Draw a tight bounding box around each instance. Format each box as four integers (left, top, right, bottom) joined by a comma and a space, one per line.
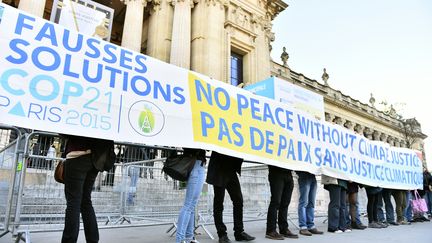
170, 0, 193, 68
191, 0, 226, 81
147, 0, 174, 62
393, 138, 400, 147
121, 0, 147, 52
18, 0, 46, 17
254, 18, 272, 82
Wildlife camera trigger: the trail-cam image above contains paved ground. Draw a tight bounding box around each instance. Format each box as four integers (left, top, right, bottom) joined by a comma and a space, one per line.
1, 217, 432, 243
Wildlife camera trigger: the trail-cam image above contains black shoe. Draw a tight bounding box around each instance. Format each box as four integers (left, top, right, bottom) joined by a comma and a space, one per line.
388, 221, 399, 226
234, 232, 255, 241
265, 231, 284, 240
351, 222, 367, 230
219, 235, 232, 243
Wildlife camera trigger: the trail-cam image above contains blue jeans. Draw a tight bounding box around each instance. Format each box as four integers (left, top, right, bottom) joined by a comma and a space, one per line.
377, 189, 395, 223
297, 172, 317, 229
326, 184, 347, 231
176, 161, 205, 243
127, 166, 140, 205
425, 191, 432, 215
404, 191, 412, 221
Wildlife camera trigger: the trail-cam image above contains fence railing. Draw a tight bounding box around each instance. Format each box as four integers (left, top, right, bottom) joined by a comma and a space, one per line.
0, 127, 370, 243
0, 129, 275, 242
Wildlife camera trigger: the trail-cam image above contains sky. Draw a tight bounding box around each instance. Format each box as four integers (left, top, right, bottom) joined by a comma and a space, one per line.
270, 0, 432, 169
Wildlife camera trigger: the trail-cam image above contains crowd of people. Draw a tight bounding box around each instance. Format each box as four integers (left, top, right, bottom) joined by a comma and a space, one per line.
58, 137, 432, 243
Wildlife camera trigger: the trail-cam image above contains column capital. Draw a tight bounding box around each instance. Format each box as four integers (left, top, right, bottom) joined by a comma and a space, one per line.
122, 0, 148, 6
194, 0, 228, 8
171, 0, 194, 7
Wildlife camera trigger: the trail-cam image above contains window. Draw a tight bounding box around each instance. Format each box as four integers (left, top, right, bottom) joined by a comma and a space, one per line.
230, 52, 243, 86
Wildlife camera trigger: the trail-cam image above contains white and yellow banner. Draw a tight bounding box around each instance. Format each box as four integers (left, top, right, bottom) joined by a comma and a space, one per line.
0, 4, 423, 189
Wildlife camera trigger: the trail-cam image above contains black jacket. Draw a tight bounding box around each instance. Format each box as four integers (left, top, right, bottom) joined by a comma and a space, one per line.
206, 151, 243, 187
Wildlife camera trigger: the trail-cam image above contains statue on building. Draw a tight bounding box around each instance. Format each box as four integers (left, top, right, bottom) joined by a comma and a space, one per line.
369, 93, 376, 107
322, 68, 329, 86
280, 47, 289, 67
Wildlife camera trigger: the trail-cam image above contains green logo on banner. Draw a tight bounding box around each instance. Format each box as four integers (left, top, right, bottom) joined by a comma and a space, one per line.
138, 108, 155, 134
128, 100, 165, 137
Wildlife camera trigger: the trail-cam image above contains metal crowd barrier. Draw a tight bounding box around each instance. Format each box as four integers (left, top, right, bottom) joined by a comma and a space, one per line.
0, 129, 350, 243
0, 125, 22, 240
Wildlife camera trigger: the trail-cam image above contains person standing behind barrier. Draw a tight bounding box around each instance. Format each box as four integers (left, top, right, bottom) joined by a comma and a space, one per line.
345, 182, 367, 230
265, 166, 298, 240
377, 188, 397, 226
122, 146, 149, 205
365, 187, 385, 228
206, 151, 255, 243
393, 189, 409, 225
296, 171, 323, 237
61, 135, 114, 243
322, 175, 349, 233
176, 148, 207, 243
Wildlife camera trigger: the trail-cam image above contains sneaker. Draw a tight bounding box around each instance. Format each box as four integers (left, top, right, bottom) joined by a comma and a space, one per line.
388, 221, 399, 226
328, 229, 343, 233
280, 229, 299, 238
377, 222, 388, 228
308, 228, 324, 234
219, 235, 232, 243
265, 231, 284, 240
234, 232, 255, 241
299, 229, 312, 236
343, 228, 352, 233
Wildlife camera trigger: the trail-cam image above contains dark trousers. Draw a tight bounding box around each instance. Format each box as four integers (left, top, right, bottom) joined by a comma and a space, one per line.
326, 184, 347, 231
266, 167, 294, 233
213, 175, 244, 237
392, 190, 407, 222
366, 191, 379, 223
62, 154, 99, 243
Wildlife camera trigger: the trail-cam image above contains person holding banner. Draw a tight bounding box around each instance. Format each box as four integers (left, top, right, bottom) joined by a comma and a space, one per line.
296, 171, 324, 236
61, 135, 114, 243
365, 187, 386, 228
265, 166, 298, 240
175, 148, 207, 243
322, 175, 349, 233
206, 151, 255, 243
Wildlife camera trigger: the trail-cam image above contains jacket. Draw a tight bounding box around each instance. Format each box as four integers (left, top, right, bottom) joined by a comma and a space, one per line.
206, 151, 243, 187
